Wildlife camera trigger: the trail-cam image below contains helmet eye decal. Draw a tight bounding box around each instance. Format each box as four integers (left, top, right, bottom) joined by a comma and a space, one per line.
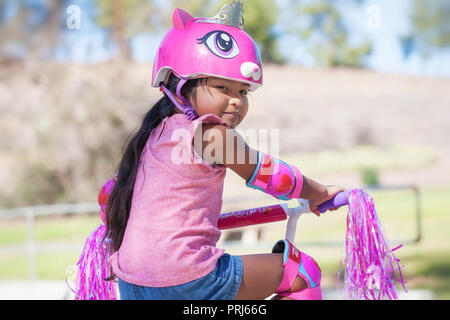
197, 31, 239, 59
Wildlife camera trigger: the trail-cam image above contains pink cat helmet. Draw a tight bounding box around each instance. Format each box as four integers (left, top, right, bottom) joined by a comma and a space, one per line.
151, 1, 263, 119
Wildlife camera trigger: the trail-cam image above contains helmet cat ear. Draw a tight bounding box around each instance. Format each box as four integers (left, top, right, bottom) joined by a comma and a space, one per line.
173, 8, 194, 30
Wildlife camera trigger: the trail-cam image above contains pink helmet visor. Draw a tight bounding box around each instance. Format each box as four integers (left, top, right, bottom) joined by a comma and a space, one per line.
152, 6, 263, 91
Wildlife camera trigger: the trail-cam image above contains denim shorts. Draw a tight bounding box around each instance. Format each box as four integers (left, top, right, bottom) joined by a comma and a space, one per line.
118, 254, 243, 300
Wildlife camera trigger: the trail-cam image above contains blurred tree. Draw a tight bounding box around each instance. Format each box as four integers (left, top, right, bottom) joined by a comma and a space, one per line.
291, 0, 372, 67
0, 0, 7, 24
0, 0, 65, 62
170, 0, 212, 17
95, 0, 156, 60
360, 167, 379, 187
162, 0, 211, 31
405, 0, 450, 58
216, 0, 283, 63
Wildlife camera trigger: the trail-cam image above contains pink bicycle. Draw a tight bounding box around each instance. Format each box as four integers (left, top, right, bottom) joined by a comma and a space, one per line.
217, 192, 350, 300
70, 188, 405, 300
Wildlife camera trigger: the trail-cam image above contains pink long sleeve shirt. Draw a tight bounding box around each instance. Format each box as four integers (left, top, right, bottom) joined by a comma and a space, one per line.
109, 113, 228, 287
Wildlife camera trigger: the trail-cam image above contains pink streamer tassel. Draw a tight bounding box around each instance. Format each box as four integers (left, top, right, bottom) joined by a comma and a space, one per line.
339, 189, 407, 300
66, 223, 117, 300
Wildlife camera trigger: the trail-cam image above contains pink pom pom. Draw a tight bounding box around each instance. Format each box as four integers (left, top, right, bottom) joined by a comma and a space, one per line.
338, 189, 407, 300
66, 223, 117, 300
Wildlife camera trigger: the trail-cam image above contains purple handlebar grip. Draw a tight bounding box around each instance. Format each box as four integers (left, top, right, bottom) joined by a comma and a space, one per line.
317, 191, 350, 213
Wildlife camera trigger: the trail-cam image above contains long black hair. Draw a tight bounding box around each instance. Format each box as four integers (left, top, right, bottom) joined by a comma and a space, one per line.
103, 74, 200, 280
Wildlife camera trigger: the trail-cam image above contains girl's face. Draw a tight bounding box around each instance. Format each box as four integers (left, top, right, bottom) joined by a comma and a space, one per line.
190, 77, 250, 128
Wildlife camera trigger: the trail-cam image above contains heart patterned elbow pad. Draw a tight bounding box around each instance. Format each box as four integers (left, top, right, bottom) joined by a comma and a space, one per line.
246, 152, 303, 200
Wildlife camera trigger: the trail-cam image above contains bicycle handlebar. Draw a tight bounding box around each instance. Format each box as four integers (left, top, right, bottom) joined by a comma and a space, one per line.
218, 191, 351, 242
317, 191, 350, 213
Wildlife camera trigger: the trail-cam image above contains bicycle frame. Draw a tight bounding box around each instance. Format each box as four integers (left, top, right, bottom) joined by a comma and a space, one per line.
218, 191, 349, 242
216, 192, 350, 300
217, 198, 312, 243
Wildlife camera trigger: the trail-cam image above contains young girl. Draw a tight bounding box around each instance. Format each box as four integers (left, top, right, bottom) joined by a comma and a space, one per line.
103, 2, 345, 300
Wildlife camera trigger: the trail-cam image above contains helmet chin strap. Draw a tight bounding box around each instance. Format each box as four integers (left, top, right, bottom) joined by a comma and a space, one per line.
160, 77, 199, 121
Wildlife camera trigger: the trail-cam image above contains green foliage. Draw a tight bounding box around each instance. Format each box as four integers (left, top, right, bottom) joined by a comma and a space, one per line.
409, 0, 450, 56
360, 167, 379, 187
170, 0, 213, 18
214, 0, 284, 63
0, 0, 65, 60
293, 1, 372, 67
95, 0, 156, 59
95, 0, 156, 37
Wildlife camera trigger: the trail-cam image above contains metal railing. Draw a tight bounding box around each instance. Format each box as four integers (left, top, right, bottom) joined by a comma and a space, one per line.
366, 184, 422, 244
0, 185, 422, 280
0, 202, 99, 280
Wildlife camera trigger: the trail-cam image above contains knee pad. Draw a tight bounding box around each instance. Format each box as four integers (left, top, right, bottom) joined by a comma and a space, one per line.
272, 239, 322, 300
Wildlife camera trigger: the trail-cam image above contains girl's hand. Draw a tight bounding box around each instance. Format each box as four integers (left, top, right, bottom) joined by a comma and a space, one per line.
309, 185, 346, 217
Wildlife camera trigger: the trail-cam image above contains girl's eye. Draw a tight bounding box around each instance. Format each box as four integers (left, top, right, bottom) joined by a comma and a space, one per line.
240, 90, 248, 95
197, 31, 239, 59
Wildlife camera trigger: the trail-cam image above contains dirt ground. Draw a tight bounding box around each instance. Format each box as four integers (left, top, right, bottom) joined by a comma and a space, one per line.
253, 65, 450, 150
1, 61, 449, 207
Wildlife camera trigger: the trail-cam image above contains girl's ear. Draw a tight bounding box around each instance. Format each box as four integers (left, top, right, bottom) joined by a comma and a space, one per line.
173, 8, 194, 30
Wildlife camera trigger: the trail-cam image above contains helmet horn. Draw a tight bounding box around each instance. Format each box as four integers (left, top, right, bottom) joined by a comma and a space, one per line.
173, 8, 194, 30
